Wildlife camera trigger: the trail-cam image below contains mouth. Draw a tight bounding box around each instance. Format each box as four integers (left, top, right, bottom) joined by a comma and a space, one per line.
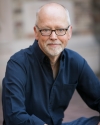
48, 43, 60, 48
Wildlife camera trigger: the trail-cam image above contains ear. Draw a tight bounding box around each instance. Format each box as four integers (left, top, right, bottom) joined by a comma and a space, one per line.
68, 26, 72, 40
33, 26, 38, 40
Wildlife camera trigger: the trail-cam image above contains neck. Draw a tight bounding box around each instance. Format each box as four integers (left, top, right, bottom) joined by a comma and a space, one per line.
49, 55, 60, 79
49, 56, 59, 66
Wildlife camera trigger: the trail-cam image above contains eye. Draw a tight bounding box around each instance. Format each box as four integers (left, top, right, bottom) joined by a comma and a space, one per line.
42, 29, 51, 32
56, 29, 65, 32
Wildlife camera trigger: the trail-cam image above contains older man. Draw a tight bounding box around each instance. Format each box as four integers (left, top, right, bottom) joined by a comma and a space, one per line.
2, 2, 100, 125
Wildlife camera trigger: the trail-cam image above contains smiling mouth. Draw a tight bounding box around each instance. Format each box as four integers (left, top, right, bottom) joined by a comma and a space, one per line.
48, 43, 60, 46
48, 44, 60, 48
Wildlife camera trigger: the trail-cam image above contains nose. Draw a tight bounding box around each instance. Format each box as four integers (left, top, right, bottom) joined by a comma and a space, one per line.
49, 31, 57, 40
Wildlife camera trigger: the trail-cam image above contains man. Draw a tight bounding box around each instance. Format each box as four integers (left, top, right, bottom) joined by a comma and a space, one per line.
2, 2, 100, 125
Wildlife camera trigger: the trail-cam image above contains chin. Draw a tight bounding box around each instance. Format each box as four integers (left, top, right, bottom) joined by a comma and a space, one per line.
48, 50, 62, 57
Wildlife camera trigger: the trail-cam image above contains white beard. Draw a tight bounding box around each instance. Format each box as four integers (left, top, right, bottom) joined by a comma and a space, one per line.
44, 44, 63, 56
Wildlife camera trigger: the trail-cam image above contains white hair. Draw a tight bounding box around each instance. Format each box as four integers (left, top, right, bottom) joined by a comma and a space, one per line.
65, 9, 71, 25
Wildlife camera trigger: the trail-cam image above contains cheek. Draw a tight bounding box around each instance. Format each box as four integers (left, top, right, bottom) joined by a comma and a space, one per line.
38, 36, 49, 44
38, 34, 48, 41
38, 37, 48, 47
59, 37, 68, 47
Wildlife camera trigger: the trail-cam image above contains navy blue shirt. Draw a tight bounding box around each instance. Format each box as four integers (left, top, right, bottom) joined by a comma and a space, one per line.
2, 40, 100, 125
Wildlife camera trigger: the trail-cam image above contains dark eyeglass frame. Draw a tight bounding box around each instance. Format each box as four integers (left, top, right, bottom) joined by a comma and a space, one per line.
36, 25, 70, 36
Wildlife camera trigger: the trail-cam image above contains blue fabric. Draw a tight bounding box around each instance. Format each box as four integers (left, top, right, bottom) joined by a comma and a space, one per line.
2, 40, 100, 125
62, 116, 100, 125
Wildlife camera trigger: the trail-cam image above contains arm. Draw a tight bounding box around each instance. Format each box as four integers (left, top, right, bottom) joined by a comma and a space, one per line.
2, 59, 46, 125
76, 60, 100, 113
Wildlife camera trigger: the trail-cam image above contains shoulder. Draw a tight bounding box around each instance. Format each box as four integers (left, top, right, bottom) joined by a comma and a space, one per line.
10, 48, 28, 63
63, 49, 88, 78
64, 48, 86, 73
64, 48, 85, 63
7, 45, 34, 69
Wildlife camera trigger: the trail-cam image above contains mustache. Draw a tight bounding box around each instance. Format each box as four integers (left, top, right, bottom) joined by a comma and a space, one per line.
47, 41, 61, 44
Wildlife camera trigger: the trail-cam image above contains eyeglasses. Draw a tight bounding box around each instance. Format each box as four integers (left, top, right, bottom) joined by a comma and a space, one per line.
36, 25, 70, 36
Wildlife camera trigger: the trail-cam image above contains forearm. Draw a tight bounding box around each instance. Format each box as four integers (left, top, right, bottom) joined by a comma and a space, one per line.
3, 113, 46, 125
2, 82, 46, 125
3, 85, 47, 125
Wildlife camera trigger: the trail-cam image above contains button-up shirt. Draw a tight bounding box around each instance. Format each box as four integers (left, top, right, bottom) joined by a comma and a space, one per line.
2, 40, 100, 125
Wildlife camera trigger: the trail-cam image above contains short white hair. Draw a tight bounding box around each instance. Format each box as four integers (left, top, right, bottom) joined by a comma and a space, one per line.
65, 9, 71, 25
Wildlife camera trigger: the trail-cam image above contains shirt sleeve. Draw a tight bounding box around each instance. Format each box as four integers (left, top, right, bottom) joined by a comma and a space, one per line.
2, 58, 46, 125
76, 59, 100, 113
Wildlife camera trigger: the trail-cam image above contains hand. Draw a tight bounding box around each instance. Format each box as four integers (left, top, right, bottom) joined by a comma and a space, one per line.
98, 122, 100, 125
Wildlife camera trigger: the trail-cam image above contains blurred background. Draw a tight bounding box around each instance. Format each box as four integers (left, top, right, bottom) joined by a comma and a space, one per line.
0, 0, 100, 124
